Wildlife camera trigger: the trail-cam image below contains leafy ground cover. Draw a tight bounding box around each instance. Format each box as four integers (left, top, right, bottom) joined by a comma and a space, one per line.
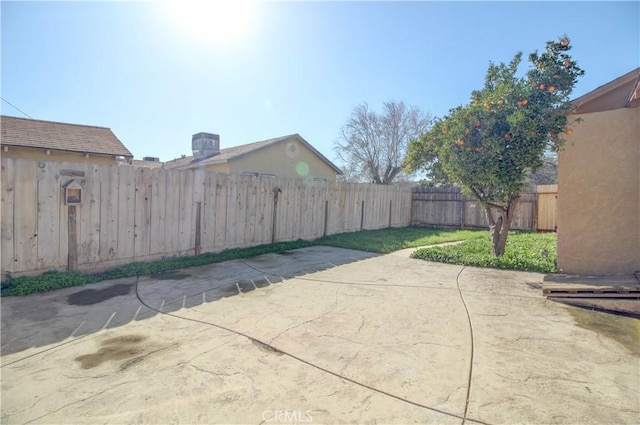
410, 231, 557, 273
1, 240, 313, 297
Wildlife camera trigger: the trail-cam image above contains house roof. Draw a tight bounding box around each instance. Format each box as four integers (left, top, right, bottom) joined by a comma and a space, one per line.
165, 133, 342, 174
571, 67, 640, 114
0, 115, 133, 158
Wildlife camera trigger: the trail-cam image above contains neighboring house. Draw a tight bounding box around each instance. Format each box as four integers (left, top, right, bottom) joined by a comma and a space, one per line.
557, 67, 640, 275
165, 132, 342, 181
0, 115, 133, 165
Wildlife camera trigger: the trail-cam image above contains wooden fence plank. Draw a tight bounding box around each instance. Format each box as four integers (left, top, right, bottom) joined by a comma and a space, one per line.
117, 165, 136, 260
149, 167, 167, 255
164, 169, 181, 254
79, 164, 101, 265
202, 172, 218, 251
214, 173, 228, 250
1, 159, 15, 274
178, 170, 194, 253
225, 173, 238, 247
133, 168, 153, 258
99, 165, 119, 262
36, 160, 61, 269
13, 159, 38, 272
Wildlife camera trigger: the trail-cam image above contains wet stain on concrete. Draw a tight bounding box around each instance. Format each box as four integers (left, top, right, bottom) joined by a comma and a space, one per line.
75, 335, 147, 369
148, 271, 191, 281
13, 303, 59, 321
567, 307, 640, 356
67, 283, 133, 306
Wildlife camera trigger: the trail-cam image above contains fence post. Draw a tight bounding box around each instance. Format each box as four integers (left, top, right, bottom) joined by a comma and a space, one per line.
388, 199, 393, 228
360, 200, 365, 230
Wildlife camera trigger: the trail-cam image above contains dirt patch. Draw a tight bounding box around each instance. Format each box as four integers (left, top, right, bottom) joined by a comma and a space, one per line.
67, 283, 133, 306
75, 335, 147, 369
567, 307, 640, 356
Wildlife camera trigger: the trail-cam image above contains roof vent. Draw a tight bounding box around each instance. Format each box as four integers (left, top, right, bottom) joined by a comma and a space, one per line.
143, 156, 160, 162
192, 132, 220, 159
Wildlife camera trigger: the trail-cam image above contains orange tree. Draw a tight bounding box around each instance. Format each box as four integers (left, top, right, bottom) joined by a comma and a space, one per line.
404, 37, 584, 256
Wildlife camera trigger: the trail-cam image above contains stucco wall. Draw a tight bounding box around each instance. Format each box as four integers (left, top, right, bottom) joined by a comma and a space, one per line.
557, 107, 640, 275
204, 138, 338, 181
1, 146, 121, 165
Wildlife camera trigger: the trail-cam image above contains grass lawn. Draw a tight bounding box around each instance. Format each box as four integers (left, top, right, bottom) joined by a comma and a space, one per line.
314, 226, 485, 254
410, 231, 557, 273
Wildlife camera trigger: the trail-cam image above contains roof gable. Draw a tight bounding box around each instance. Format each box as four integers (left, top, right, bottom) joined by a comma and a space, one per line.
571, 67, 640, 114
166, 134, 342, 174
0, 115, 133, 158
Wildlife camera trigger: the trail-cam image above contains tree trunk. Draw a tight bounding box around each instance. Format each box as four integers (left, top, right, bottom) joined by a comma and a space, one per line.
484, 198, 518, 257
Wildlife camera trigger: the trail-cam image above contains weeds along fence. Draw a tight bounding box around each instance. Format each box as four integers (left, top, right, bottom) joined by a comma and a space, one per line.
411, 185, 557, 231
1, 158, 412, 276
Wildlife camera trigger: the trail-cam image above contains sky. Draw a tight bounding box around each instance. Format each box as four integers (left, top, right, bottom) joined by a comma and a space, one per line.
1, 1, 639, 164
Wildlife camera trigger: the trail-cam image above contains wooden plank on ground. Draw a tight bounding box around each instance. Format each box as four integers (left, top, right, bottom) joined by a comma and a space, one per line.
543, 280, 640, 298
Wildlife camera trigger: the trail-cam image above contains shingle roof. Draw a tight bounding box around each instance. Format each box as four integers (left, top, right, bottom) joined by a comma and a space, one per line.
165, 134, 342, 174
0, 115, 133, 158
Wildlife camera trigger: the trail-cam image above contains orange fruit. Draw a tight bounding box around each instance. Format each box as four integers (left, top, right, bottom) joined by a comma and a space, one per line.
566, 129, 573, 135
548, 86, 556, 93
540, 84, 546, 90
498, 99, 504, 105
475, 147, 483, 152
521, 99, 528, 106
442, 128, 449, 135
504, 133, 511, 139
561, 39, 569, 47
563, 60, 570, 67
465, 129, 470, 135
484, 102, 491, 110
457, 139, 465, 145
538, 63, 543, 69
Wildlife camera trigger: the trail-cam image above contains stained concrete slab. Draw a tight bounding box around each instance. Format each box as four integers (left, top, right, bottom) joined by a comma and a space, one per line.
1, 246, 638, 424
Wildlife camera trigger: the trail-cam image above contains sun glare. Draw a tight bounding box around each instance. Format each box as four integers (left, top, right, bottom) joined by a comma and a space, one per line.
164, 0, 256, 46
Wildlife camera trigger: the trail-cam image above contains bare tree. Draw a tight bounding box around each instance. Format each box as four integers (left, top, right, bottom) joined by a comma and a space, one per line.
334, 101, 431, 184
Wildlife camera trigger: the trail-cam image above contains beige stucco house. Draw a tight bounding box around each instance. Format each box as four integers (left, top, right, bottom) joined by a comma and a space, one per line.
165, 133, 342, 181
557, 67, 640, 275
1, 115, 133, 165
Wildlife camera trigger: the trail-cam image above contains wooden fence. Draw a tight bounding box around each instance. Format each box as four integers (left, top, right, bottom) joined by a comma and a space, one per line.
411, 185, 558, 231
1, 158, 412, 276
